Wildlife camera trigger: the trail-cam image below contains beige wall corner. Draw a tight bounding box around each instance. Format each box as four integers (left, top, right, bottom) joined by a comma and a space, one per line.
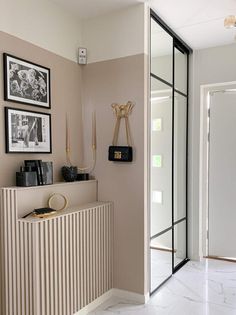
82, 53, 146, 294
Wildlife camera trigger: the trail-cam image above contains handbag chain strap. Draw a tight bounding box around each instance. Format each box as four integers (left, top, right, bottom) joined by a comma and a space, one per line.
111, 101, 134, 146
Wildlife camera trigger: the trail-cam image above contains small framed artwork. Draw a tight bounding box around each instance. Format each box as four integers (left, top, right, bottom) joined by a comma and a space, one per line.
3, 53, 51, 109
5, 107, 52, 153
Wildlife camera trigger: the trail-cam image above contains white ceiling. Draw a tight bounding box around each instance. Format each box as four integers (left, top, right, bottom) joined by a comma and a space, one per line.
51, 0, 236, 50
51, 0, 145, 20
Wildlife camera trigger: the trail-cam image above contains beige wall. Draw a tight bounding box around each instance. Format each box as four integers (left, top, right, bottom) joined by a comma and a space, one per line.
0, 30, 149, 297
0, 31, 83, 188
82, 54, 147, 295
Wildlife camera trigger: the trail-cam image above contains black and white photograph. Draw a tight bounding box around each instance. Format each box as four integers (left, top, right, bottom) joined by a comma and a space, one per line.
5, 107, 52, 153
3, 53, 51, 108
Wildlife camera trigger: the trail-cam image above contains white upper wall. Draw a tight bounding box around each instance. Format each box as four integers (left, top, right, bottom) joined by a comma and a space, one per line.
82, 4, 147, 64
0, 1, 147, 63
0, 0, 82, 62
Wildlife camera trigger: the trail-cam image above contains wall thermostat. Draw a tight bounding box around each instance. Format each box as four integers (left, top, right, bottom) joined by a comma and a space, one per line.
78, 47, 87, 65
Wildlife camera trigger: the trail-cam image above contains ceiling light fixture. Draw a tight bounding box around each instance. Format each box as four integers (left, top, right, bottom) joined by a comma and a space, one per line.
224, 15, 236, 28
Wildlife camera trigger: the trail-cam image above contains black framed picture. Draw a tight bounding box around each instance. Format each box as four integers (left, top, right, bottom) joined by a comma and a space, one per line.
5, 107, 52, 153
3, 53, 51, 109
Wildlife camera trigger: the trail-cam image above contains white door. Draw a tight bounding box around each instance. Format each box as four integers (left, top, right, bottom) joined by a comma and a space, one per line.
209, 91, 236, 258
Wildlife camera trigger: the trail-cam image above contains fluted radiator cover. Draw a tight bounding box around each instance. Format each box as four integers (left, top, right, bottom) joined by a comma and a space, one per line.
0, 184, 113, 315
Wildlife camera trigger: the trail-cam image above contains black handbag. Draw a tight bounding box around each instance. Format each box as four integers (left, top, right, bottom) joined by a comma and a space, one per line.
108, 102, 134, 162
108, 145, 133, 162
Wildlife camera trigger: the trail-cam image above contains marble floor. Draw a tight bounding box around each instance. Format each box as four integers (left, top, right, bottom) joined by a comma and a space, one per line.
89, 259, 236, 315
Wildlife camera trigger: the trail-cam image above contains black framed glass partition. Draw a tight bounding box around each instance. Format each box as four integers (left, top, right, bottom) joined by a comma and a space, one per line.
150, 9, 192, 294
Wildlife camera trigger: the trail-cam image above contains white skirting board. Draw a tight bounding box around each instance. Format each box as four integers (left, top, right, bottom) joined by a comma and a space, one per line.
77, 289, 150, 315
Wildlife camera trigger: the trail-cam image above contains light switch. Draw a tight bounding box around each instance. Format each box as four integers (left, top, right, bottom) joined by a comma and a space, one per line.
78, 47, 87, 65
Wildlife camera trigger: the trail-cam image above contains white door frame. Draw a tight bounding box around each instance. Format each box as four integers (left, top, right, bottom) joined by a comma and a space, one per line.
199, 81, 236, 258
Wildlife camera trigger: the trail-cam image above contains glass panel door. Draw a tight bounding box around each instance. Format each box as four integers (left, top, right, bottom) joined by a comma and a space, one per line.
151, 78, 172, 237
173, 44, 188, 270
173, 92, 187, 222
150, 10, 191, 294
174, 46, 187, 95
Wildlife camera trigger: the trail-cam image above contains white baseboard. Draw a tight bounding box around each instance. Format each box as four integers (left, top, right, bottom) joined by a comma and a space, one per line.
75, 290, 113, 315
188, 254, 201, 261
112, 288, 150, 304
76, 288, 149, 315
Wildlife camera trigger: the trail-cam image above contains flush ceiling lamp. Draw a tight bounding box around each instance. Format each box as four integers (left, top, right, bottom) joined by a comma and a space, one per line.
224, 15, 236, 28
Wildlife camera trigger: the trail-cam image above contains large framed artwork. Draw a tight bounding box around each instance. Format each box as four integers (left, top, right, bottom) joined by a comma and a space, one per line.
3, 53, 51, 109
5, 107, 52, 153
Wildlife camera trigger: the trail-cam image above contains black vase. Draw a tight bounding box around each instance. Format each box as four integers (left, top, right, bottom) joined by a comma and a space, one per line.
61, 166, 77, 182
77, 173, 89, 181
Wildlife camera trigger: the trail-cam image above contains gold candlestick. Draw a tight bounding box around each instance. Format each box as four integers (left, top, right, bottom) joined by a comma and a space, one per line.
66, 113, 72, 165
65, 111, 96, 173
66, 113, 69, 151
92, 111, 96, 150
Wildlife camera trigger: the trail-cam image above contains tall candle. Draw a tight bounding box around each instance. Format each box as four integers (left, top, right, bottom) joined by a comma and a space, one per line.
92, 111, 96, 149
66, 113, 70, 153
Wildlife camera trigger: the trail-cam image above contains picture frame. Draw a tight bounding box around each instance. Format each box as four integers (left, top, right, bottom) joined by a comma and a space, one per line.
3, 53, 51, 109
5, 107, 52, 153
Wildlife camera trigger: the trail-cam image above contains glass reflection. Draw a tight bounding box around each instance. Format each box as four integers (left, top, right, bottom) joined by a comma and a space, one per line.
174, 93, 187, 222
175, 48, 187, 94
151, 78, 172, 237
150, 230, 172, 291
151, 17, 173, 84
174, 220, 186, 267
